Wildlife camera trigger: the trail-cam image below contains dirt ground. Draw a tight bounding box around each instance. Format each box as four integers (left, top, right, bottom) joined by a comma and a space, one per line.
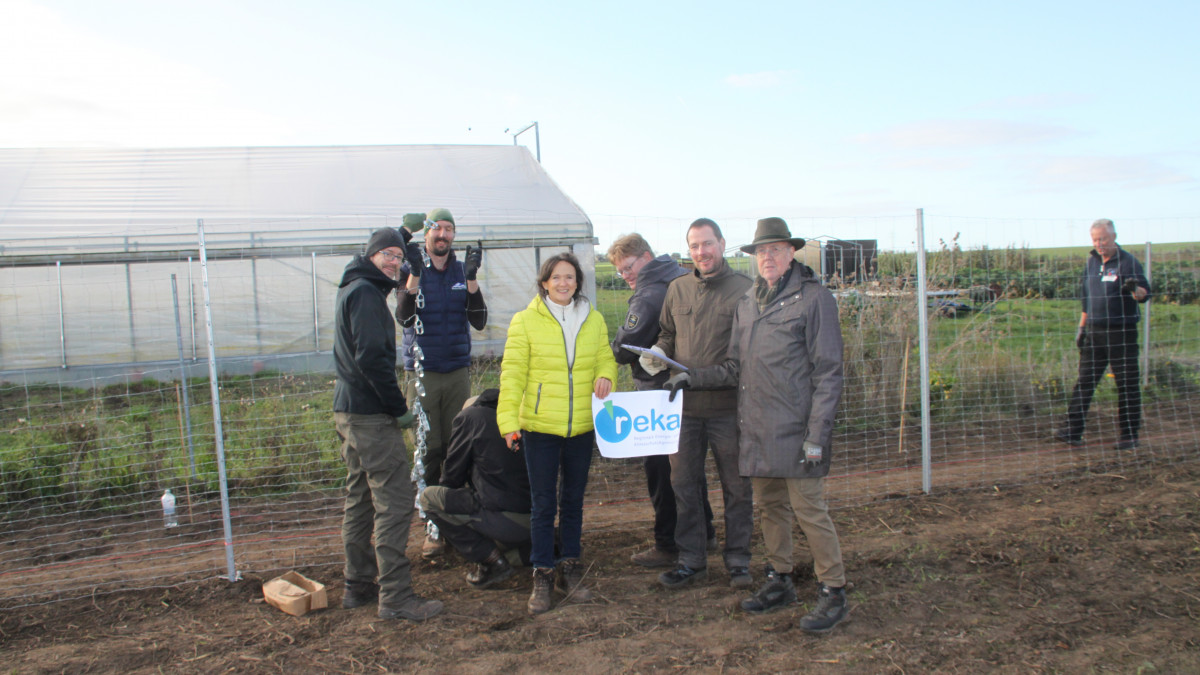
2, 461, 1198, 674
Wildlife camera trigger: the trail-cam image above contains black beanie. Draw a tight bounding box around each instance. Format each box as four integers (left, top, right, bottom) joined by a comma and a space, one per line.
365, 228, 407, 257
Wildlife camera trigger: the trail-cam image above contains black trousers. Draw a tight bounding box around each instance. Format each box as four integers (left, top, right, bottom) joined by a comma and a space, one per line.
1065, 325, 1142, 442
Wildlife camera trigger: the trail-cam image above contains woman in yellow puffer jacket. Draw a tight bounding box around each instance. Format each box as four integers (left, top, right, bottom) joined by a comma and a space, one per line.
497, 252, 618, 615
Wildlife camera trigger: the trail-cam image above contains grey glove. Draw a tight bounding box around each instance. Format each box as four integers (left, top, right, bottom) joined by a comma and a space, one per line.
638, 345, 669, 376
464, 243, 482, 281
801, 441, 824, 469
664, 372, 690, 403
1075, 326, 1087, 349
396, 408, 416, 428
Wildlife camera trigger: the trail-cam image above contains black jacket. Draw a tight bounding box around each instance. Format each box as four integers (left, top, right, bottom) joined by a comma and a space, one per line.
1082, 246, 1150, 328
333, 255, 408, 417
440, 388, 531, 514
611, 255, 688, 389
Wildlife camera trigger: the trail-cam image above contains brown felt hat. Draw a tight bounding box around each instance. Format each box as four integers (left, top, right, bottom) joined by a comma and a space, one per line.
739, 217, 805, 254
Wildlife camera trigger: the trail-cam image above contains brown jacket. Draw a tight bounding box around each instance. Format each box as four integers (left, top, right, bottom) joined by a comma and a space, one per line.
690, 262, 844, 478
654, 262, 753, 416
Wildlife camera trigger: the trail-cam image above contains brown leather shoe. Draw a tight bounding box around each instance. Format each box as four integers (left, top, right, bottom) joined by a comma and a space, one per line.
527, 567, 554, 614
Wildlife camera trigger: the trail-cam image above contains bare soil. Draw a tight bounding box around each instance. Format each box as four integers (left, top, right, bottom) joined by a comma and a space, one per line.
2, 461, 1198, 674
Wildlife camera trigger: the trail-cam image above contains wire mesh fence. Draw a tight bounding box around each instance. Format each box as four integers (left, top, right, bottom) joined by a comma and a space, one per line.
1, 214, 1198, 609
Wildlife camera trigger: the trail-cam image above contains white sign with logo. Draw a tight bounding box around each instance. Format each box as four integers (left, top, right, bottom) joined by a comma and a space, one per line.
591, 390, 682, 458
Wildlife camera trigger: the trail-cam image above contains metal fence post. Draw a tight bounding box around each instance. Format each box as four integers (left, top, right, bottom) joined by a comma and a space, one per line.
311, 252, 320, 351
171, 274, 198, 479
188, 257, 197, 360
198, 219, 239, 582
915, 209, 933, 494
57, 260, 67, 369
1143, 241, 1151, 389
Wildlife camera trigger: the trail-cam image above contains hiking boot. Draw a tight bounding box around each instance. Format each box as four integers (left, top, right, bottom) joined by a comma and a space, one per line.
421, 534, 446, 559
1115, 437, 1140, 451
658, 563, 707, 588
466, 551, 514, 589
728, 566, 752, 589
1053, 429, 1082, 447
740, 567, 798, 614
341, 580, 379, 609
378, 595, 444, 621
799, 584, 848, 634
630, 546, 677, 568
557, 558, 594, 602
528, 567, 555, 614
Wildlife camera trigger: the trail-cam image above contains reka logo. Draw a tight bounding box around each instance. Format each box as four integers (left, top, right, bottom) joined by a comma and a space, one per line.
595, 400, 680, 443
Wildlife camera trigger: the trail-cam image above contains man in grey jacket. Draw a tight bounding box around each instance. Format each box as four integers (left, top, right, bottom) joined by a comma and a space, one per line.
643, 218, 755, 591
668, 217, 849, 635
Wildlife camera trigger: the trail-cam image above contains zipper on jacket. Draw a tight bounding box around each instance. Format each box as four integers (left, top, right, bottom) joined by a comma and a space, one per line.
534, 383, 543, 414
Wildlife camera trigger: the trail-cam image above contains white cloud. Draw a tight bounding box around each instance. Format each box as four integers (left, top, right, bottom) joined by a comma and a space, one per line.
1028, 155, 1193, 190
0, 0, 289, 147
854, 119, 1078, 149
723, 71, 788, 88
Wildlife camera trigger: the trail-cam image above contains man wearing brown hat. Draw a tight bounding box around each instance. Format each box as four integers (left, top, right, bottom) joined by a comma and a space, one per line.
396, 208, 488, 558
644, 218, 755, 591
668, 217, 849, 635
334, 224, 443, 621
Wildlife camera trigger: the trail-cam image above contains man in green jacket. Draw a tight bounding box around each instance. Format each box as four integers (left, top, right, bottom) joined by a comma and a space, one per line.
642, 218, 755, 591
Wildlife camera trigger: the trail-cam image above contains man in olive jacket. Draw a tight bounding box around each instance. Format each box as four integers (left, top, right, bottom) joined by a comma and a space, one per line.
670, 217, 849, 635
642, 218, 755, 591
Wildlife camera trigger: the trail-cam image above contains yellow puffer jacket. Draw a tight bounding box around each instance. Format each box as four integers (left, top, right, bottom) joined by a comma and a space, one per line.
497, 295, 619, 438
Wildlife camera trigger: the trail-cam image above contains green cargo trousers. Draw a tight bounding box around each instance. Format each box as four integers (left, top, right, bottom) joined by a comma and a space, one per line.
336, 412, 417, 610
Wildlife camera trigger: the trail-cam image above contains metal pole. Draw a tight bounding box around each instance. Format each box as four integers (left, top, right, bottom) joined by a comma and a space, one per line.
1143, 242, 1151, 390
125, 237, 136, 359
171, 274, 198, 479
534, 121, 541, 162
915, 209, 933, 494
188, 257, 197, 360
197, 220, 239, 582
57, 261, 67, 368
312, 252, 320, 351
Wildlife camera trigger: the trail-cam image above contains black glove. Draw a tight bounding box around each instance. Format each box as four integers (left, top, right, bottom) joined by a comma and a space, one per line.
664, 372, 690, 403
1122, 277, 1139, 295
1075, 326, 1087, 349
405, 241, 424, 278
801, 441, 824, 469
464, 243, 482, 281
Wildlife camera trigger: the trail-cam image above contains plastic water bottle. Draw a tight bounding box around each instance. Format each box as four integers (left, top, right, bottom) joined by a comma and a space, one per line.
161, 489, 179, 528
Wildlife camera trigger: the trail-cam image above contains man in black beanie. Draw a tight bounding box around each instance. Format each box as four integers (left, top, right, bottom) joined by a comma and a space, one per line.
334, 222, 443, 621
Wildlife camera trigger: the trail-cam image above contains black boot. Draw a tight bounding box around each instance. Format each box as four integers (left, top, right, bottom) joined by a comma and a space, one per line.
557, 558, 594, 602
341, 580, 379, 609
799, 583, 848, 634
466, 549, 515, 589
740, 566, 797, 614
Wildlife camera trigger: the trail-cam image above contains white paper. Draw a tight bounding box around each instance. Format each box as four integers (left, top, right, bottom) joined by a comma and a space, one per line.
592, 390, 682, 458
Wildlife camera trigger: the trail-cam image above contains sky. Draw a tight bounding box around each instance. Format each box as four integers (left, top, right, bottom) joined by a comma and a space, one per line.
2, 0, 1197, 254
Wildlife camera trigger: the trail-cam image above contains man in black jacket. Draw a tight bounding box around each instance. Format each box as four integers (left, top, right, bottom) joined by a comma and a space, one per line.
607, 233, 715, 568
334, 225, 443, 621
419, 389, 532, 588
1058, 218, 1151, 450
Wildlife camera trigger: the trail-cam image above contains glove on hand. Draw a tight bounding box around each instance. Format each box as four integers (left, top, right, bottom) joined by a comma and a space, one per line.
1075, 326, 1087, 349
801, 441, 824, 469
404, 241, 425, 278
395, 408, 417, 429
639, 345, 669, 376
1122, 277, 1139, 294
401, 213, 425, 234
664, 372, 690, 403
464, 243, 482, 281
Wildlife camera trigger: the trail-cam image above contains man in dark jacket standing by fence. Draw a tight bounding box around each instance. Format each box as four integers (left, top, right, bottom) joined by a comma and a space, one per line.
671, 217, 849, 635
607, 233, 715, 568
1057, 218, 1150, 450
419, 388, 532, 589
334, 226, 443, 622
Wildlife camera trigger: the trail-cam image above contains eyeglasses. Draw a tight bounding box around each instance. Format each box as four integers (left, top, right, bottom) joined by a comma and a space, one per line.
755, 244, 793, 258
376, 250, 402, 262
617, 259, 638, 278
